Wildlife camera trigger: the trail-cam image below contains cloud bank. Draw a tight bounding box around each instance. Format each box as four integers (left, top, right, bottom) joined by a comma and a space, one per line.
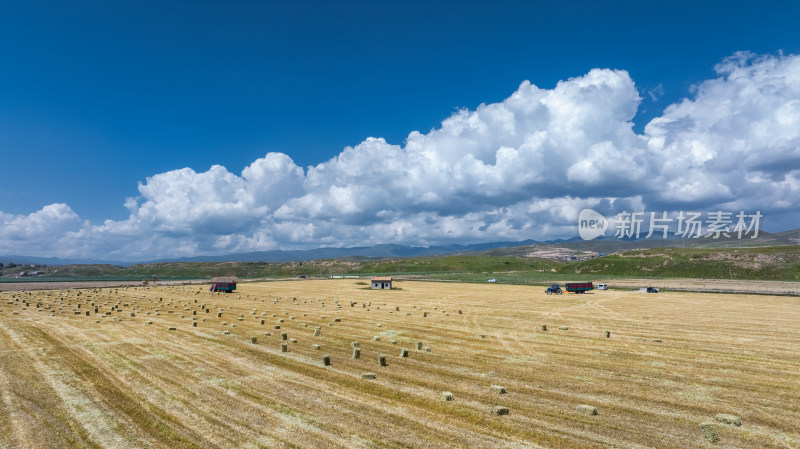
3, 52, 800, 260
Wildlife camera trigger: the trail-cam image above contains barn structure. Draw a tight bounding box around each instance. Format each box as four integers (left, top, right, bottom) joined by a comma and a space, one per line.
371, 276, 392, 289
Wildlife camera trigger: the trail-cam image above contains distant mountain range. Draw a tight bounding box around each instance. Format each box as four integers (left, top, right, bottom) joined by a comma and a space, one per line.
144, 241, 541, 264
0, 240, 544, 267
2, 228, 797, 267
481, 228, 800, 258
0, 255, 125, 267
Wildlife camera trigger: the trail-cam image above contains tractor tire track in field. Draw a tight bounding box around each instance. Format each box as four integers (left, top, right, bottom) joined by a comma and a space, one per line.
0, 322, 105, 449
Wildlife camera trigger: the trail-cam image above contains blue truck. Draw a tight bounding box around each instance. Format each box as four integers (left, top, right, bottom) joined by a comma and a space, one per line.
545, 284, 563, 295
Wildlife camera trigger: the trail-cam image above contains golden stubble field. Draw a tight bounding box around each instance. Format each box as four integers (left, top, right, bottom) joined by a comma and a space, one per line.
0, 280, 798, 448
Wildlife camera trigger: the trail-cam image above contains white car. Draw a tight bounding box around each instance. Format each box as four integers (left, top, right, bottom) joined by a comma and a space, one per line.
487, 278, 497, 283
597, 283, 608, 290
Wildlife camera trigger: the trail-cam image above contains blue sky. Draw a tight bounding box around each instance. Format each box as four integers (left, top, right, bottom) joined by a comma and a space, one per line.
2, 1, 800, 260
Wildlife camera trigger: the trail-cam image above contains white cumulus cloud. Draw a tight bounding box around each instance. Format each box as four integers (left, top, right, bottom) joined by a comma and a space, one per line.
4, 52, 800, 260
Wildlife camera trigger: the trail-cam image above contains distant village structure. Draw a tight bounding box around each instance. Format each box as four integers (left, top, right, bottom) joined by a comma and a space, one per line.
371, 276, 392, 289
0, 263, 45, 278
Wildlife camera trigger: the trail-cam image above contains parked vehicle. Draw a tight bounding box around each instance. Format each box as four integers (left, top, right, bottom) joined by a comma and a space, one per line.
646, 287, 659, 293
597, 283, 608, 290
210, 277, 237, 293
487, 278, 497, 283
565, 282, 594, 293
545, 284, 563, 295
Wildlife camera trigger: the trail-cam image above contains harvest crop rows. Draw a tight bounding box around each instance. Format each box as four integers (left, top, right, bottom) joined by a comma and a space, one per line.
0, 280, 798, 448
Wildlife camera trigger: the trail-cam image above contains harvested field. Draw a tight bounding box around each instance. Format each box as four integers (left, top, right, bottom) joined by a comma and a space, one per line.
0, 280, 798, 448
598, 277, 800, 295
0, 280, 210, 292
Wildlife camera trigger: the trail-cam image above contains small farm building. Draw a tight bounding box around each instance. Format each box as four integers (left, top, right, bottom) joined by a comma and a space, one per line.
371, 277, 392, 289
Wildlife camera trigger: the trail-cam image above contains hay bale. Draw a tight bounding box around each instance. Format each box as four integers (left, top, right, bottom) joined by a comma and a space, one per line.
352, 348, 361, 359
492, 406, 509, 415
378, 354, 388, 366
167, 327, 177, 331
361, 372, 376, 379
442, 392, 455, 401
605, 331, 611, 338
281, 332, 288, 340
715, 413, 741, 427
217, 312, 223, 317
399, 348, 409, 357
223, 330, 230, 335
490, 385, 507, 394
314, 327, 321, 336
541, 324, 547, 331
311, 344, 321, 350
575, 404, 598, 415
458, 309, 462, 314
322, 355, 331, 366
274, 325, 281, 330
280, 343, 288, 352
373, 336, 381, 341
423, 312, 428, 317
351, 341, 360, 347
559, 326, 569, 331
389, 340, 397, 345
192, 322, 197, 327
416, 341, 423, 350
250, 336, 258, 344
700, 422, 719, 442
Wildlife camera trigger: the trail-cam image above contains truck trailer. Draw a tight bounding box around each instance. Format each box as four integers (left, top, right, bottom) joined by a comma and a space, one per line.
565, 282, 594, 293
210, 277, 237, 293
